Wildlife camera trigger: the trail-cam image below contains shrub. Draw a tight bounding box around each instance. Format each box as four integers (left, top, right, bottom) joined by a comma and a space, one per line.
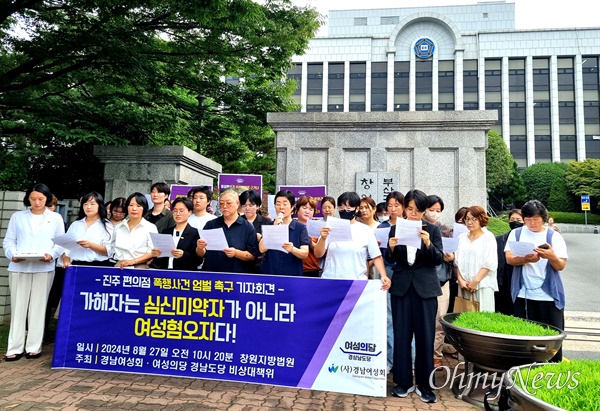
487, 217, 510, 236
521, 162, 568, 205
548, 177, 578, 212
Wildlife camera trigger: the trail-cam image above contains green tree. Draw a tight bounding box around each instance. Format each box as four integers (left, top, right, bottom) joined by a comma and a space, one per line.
0, 0, 320, 197
485, 130, 513, 192
547, 176, 577, 212
521, 162, 568, 206
490, 160, 526, 208
564, 159, 600, 210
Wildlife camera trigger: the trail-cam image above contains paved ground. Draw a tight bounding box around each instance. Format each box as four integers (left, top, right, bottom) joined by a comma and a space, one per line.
0, 346, 478, 411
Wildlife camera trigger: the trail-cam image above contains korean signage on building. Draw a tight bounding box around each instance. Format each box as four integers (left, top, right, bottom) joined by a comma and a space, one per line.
355, 172, 400, 203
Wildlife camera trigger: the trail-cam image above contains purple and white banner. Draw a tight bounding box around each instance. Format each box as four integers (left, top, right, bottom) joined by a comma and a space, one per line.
218, 174, 262, 196
278, 185, 327, 218
52, 267, 387, 396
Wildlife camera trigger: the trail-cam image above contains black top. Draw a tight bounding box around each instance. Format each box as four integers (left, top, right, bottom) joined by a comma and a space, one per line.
150, 224, 201, 271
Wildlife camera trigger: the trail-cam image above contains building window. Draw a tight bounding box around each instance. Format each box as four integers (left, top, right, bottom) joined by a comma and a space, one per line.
559, 101, 576, 124
328, 62, 344, 112
349, 62, 366, 112
439, 60, 454, 111
287, 63, 302, 110
485, 59, 502, 93
509, 102, 526, 125
557, 57, 574, 91
486, 102, 502, 131
306, 63, 323, 112
510, 135, 527, 168
585, 134, 600, 158
535, 135, 552, 162
509, 59, 525, 92
560, 135, 577, 161
463, 59, 479, 109
416, 59, 432, 111
371, 62, 387, 112
394, 61, 409, 111
534, 101, 551, 125
381, 16, 399, 25
354, 17, 367, 26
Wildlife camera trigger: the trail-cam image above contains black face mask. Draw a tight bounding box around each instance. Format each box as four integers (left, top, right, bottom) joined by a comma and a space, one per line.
509, 221, 524, 230
338, 209, 356, 220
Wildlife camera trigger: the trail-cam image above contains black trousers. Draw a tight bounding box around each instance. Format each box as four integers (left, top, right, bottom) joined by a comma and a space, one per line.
514, 297, 564, 362
391, 284, 438, 390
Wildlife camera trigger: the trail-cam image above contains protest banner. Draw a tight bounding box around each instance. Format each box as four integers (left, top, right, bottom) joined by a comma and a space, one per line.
53, 267, 387, 397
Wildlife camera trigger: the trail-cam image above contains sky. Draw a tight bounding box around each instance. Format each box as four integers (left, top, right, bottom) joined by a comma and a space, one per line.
291, 0, 600, 36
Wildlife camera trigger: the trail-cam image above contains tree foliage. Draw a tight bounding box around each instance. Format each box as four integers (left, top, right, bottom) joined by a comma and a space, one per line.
521, 162, 568, 206
0, 0, 320, 197
547, 176, 577, 212
485, 130, 513, 192
489, 160, 526, 208
564, 158, 600, 210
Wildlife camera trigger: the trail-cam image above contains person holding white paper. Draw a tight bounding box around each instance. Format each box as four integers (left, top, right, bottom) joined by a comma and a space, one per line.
296, 196, 322, 277
3, 183, 65, 361
150, 197, 201, 271
61, 192, 113, 268
386, 189, 442, 403
111, 193, 157, 269
424, 194, 455, 370
259, 190, 309, 276
197, 189, 258, 273
315, 192, 391, 288
504, 200, 568, 362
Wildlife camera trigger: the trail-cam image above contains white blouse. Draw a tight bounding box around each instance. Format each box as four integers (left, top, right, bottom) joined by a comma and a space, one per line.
64, 219, 114, 262
111, 218, 157, 261
3, 208, 65, 272
455, 230, 499, 291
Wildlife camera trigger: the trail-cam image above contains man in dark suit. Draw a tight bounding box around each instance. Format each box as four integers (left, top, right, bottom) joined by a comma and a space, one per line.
386, 190, 443, 404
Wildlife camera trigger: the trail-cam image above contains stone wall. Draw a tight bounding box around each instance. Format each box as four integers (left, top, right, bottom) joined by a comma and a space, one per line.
268, 111, 498, 226
0, 191, 26, 323
94, 145, 222, 201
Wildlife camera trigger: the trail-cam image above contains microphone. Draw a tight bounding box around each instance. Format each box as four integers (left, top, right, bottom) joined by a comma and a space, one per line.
277, 212, 284, 225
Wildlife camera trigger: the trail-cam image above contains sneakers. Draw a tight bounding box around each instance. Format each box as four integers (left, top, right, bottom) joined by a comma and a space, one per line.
415, 386, 437, 403
391, 385, 415, 398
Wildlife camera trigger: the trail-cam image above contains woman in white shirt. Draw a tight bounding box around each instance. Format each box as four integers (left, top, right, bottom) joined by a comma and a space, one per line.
62, 192, 113, 267
315, 191, 390, 287
3, 183, 65, 361
454, 205, 498, 312
111, 193, 157, 269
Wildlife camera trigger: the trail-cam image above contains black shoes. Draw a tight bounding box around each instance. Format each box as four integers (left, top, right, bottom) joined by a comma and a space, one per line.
391, 385, 415, 398
415, 386, 437, 403
4, 353, 23, 362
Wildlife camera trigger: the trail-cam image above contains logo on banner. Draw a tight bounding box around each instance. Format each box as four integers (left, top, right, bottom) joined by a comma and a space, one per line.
328, 364, 339, 373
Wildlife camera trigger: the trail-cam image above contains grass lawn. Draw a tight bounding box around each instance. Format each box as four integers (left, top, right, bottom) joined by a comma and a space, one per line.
0, 322, 8, 354
0, 319, 57, 356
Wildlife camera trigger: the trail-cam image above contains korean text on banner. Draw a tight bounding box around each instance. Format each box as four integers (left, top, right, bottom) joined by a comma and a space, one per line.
52, 267, 387, 397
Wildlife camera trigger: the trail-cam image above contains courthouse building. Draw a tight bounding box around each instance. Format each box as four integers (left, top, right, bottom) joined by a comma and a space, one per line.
287, 1, 600, 168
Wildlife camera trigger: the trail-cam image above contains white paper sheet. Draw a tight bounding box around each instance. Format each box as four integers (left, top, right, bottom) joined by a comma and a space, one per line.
453, 222, 469, 238
374, 227, 391, 247
392, 219, 423, 248
508, 241, 537, 257
199, 228, 229, 251
442, 237, 459, 253
306, 218, 326, 238
326, 217, 353, 243
52, 232, 82, 251
261, 224, 290, 253
150, 233, 177, 258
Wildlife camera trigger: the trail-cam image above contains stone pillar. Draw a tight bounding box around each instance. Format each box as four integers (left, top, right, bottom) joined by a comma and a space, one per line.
268, 111, 498, 227
94, 146, 222, 200
0, 191, 25, 323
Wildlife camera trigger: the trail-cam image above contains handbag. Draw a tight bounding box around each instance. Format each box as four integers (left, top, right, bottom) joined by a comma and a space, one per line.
454, 289, 480, 312
436, 261, 452, 285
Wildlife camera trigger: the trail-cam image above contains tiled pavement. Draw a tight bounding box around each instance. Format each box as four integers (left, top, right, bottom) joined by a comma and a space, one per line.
0, 346, 479, 411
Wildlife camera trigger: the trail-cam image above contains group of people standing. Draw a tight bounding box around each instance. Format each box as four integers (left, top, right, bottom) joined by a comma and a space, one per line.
2, 182, 568, 405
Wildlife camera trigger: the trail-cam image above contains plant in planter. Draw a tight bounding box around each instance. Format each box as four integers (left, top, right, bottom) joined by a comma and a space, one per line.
509, 360, 600, 411
452, 312, 560, 337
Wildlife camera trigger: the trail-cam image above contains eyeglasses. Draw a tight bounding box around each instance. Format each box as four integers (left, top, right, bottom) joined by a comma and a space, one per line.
241, 204, 257, 209
111, 211, 125, 215
464, 217, 478, 223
